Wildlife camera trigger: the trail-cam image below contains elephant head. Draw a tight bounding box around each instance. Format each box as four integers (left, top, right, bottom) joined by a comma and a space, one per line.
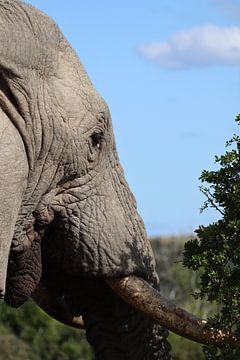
0, 1, 234, 359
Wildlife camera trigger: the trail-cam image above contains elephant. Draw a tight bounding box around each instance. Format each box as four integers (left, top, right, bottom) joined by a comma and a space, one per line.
0, 1, 233, 359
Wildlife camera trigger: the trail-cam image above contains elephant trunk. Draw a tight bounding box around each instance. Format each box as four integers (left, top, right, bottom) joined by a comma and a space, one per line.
0, 107, 28, 297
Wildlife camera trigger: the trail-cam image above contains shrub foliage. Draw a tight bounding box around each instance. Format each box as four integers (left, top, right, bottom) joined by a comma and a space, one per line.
183, 115, 240, 359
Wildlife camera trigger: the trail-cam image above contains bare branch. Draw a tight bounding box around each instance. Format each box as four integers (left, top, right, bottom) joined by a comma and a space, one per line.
200, 187, 225, 216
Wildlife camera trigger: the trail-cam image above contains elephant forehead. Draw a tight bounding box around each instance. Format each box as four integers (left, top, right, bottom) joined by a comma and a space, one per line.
48, 52, 108, 128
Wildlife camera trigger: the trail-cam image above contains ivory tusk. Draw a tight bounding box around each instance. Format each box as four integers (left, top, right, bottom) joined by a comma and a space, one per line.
105, 275, 238, 346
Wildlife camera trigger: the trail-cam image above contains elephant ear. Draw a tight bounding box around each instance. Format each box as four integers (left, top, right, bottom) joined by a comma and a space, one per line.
0, 0, 64, 168
0, 1, 65, 303
0, 0, 60, 76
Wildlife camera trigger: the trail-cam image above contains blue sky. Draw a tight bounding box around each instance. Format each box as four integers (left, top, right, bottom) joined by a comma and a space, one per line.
27, 0, 240, 236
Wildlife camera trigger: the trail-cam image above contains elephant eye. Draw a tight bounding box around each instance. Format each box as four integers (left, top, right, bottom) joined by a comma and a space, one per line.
91, 132, 104, 150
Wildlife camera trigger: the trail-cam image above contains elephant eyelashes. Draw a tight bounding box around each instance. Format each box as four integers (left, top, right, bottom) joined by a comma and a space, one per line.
90, 132, 104, 150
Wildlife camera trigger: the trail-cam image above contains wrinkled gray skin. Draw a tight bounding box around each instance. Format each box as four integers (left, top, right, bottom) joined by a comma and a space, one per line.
0, 1, 172, 358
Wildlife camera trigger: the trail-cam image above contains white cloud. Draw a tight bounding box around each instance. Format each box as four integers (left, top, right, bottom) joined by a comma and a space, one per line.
138, 24, 240, 69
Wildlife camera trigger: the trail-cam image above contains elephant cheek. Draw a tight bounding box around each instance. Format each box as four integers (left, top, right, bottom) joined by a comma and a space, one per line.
4, 233, 42, 308
46, 180, 155, 281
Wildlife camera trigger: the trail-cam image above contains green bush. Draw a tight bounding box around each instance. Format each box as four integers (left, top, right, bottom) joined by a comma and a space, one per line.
0, 301, 93, 360
183, 115, 240, 359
